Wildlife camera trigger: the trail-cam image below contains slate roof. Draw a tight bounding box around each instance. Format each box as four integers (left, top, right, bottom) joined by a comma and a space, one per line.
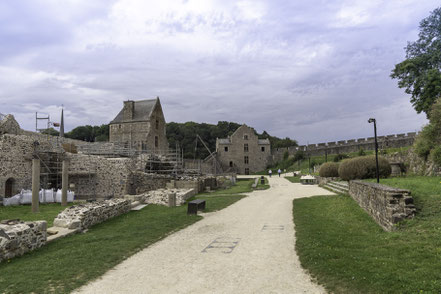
110, 99, 157, 124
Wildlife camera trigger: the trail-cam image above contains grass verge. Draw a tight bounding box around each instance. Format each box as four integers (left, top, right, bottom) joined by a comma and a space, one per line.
293, 176, 441, 293
285, 176, 300, 183
0, 203, 74, 227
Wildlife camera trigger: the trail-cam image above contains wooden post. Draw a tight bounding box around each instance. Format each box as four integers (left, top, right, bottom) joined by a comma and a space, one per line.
61, 160, 69, 206
32, 158, 40, 213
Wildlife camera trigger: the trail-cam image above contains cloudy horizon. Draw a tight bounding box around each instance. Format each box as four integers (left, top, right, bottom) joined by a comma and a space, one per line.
0, 0, 437, 144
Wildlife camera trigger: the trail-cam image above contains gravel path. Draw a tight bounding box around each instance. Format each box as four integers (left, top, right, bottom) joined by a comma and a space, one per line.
74, 176, 335, 294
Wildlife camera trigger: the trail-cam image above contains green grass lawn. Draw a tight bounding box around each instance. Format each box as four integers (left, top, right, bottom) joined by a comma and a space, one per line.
293, 176, 441, 293
285, 176, 300, 183
0, 186, 246, 293
0, 203, 74, 227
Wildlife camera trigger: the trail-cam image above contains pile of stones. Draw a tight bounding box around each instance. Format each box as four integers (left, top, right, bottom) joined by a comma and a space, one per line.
53, 199, 131, 231
0, 219, 47, 263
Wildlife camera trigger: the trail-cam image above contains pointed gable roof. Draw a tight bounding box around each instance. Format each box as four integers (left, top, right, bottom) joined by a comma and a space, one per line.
110, 98, 158, 124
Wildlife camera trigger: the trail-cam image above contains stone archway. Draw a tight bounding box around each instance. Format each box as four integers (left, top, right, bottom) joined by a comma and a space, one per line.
5, 178, 15, 197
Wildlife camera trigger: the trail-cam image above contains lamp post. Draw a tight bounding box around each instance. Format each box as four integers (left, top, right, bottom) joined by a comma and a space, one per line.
368, 118, 380, 183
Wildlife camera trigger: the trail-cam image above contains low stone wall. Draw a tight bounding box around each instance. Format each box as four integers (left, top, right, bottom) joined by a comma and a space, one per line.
0, 220, 47, 263
348, 180, 416, 231
53, 199, 131, 231
125, 188, 196, 206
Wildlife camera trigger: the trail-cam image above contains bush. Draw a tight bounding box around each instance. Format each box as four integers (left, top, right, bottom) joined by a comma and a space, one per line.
338, 155, 391, 181
333, 154, 349, 162
357, 148, 366, 156
430, 145, 441, 166
283, 150, 289, 160
319, 162, 339, 177
293, 150, 305, 162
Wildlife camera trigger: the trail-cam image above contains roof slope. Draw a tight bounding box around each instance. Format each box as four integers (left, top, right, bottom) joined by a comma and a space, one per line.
110, 99, 157, 124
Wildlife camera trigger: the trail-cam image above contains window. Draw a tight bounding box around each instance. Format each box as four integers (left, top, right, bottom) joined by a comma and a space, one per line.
224, 146, 229, 152
244, 156, 249, 164
119, 124, 122, 129
155, 136, 159, 148
244, 143, 249, 152
229, 161, 233, 167
244, 168, 250, 175
244, 134, 248, 140
261, 146, 265, 152
155, 119, 159, 130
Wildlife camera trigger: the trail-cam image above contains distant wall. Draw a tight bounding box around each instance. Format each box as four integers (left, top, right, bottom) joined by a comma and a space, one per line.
272, 132, 417, 162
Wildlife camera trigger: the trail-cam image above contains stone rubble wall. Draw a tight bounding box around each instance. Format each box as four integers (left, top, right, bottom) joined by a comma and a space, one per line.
53, 199, 131, 231
126, 188, 196, 206
385, 149, 441, 176
0, 220, 47, 263
128, 172, 171, 195
0, 114, 22, 135
348, 180, 416, 231
67, 154, 134, 199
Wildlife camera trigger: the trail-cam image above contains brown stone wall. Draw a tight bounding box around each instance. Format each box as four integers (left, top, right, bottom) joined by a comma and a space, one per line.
128, 172, 171, 195
348, 180, 416, 231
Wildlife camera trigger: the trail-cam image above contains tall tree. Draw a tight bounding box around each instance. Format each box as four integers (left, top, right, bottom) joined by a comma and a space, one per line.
391, 7, 441, 117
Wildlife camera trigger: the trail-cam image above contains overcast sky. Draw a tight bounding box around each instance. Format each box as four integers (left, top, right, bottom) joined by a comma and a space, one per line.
0, 0, 438, 144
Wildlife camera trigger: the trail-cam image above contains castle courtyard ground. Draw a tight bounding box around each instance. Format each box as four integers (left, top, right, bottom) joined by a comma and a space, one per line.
74, 175, 335, 294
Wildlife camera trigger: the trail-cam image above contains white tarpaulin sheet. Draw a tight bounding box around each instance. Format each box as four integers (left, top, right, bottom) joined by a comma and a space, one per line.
3, 189, 75, 206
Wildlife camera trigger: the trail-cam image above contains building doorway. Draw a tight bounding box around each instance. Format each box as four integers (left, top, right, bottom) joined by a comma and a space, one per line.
244, 168, 250, 175
5, 178, 15, 197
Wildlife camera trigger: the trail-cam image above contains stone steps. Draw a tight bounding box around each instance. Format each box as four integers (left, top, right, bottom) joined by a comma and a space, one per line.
324, 181, 349, 194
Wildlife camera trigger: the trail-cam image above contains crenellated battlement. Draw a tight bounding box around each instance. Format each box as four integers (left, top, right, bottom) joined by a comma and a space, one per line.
272, 132, 417, 162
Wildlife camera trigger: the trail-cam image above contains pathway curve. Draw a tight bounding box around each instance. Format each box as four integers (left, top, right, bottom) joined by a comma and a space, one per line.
74, 175, 335, 294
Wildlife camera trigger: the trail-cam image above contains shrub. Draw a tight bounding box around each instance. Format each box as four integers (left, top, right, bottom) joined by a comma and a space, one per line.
333, 154, 349, 162
283, 150, 289, 160
319, 162, 339, 177
430, 145, 441, 166
338, 155, 391, 181
357, 148, 366, 156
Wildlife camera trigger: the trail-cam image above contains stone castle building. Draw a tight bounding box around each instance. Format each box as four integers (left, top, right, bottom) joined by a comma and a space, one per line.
109, 98, 168, 152
216, 124, 271, 174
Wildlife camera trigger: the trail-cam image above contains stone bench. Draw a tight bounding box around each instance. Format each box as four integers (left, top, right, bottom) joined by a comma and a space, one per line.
187, 199, 206, 215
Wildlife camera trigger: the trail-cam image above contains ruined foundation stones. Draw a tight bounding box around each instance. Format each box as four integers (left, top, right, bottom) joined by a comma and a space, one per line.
0, 219, 47, 263
125, 188, 196, 207
348, 180, 416, 231
53, 199, 131, 231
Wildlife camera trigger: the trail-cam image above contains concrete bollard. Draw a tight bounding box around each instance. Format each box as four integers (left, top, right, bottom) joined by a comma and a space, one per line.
168, 193, 176, 207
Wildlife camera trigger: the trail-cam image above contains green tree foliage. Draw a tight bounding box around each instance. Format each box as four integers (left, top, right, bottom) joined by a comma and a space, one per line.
414, 98, 441, 164
40, 127, 59, 136
258, 131, 298, 148
391, 7, 441, 117
65, 124, 109, 142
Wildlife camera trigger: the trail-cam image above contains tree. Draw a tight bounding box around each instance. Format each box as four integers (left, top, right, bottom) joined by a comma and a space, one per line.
414, 98, 441, 165
391, 7, 441, 117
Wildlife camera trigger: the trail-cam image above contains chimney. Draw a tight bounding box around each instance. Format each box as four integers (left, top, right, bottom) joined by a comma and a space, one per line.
123, 100, 135, 121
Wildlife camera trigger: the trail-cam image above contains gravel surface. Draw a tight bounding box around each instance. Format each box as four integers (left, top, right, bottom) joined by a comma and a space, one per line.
74, 176, 335, 294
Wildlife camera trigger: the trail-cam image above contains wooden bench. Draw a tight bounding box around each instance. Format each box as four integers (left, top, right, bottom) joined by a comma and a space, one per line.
187, 199, 206, 215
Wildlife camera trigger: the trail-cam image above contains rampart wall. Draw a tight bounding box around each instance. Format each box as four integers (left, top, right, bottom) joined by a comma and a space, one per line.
272, 132, 417, 162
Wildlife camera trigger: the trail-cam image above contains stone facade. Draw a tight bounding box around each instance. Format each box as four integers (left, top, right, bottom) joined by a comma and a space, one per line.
0, 220, 47, 263
216, 125, 271, 174
0, 114, 22, 135
348, 180, 416, 231
109, 98, 168, 153
53, 199, 131, 231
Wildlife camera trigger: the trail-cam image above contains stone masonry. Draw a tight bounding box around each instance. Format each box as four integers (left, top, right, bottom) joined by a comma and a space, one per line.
0, 220, 47, 263
348, 180, 416, 231
53, 199, 131, 231
216, 124, 271, 174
